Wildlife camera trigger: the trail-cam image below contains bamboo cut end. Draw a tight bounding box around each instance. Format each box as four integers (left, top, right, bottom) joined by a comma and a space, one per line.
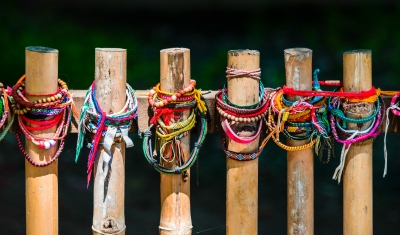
26, 46, 58, 53
160, 48, 189, 55
344, 49, 371, 55
228, 49, 259, 56
284, 48, 312, 62
96, 48, 126, 52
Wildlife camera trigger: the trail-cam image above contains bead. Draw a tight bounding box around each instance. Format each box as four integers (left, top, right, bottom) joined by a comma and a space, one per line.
251, 117, 255, 122
159, 102, 164, 107
150, 89, 155, 94
255, 116, 259, 121
163, 100, 168, 105
176, 93, 181, 98
239, 117, 243, 122
44, 141, 51, 149
179, 90, 185, 95
39, 141, 44, 149
49, 140, 56, 146
38, 99, 42, 104
184, 88, 190, 93
47, 97, 52, 102
235, 117, 239, 122
227, 114, 232, 120
42, 98, 47, 103
23, 108, 28, 113
223, 113, 228, 117
167, 97, 172, 102
171, 95, 177, 101
57, 93, 62, 99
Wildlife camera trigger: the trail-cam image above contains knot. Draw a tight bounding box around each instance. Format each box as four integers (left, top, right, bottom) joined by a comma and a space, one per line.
150, 158, 157, 165
174, 166, 181, 174
144, 130, 152, 137
194, 142, 202, 149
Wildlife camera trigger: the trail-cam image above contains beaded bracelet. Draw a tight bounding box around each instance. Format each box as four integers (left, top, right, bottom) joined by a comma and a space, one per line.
12, 75, 68, 110
15, 129, 65, 167
215, 88, 272, 115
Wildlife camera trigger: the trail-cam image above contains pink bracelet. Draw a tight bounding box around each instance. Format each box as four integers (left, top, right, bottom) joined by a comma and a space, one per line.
221, 118, 262, 144
330, 105, 381, 149
390, 94, 400, 116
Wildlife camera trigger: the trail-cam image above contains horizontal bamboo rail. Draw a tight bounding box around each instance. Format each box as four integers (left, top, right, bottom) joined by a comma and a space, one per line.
66, 90, 400, 133
4, 90, 398, 134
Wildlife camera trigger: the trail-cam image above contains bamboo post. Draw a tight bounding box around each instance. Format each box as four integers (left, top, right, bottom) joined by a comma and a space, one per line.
25, 46, 59, 235
25, 47, 58, 235
226, 50, 259, 235
92, 48, 127, 235
342, 50, 373, 235
284, 48, 314, 235
159, 48, 192, 235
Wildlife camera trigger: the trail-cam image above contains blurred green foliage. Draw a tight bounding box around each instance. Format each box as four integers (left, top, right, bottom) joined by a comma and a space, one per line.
1, 4, 400, 90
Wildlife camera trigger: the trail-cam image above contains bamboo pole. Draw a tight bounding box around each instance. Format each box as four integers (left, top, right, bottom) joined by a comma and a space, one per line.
226, 49, 259, 235
284, 48, 314, 235
25, 46, 59, 235
159, 48, 192, 235
92, 48, 127, 235
342, 49, 373, 235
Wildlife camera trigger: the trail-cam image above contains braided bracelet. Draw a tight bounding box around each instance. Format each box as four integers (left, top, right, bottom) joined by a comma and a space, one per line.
221, 129, 274, 161
328, 95, 380, 125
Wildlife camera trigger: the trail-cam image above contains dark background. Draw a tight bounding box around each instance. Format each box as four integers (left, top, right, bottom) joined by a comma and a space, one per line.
1, 1, 400, 234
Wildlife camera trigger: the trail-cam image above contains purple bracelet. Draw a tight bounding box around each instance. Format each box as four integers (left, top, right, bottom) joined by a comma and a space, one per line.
330, 104, 382, 149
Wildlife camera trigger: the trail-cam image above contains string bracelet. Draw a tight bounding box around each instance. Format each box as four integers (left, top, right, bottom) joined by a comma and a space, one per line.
218, 67, 276, 161
330, 95, 383, 183
268, 69, 333, 161
383, 91, 400, 178
221, 82, 265, 109
0, 83, 14, 141
226, 67, 261, 80
11, 74, 74, 167
76, 82, 138, 187
142, 79, 208, 174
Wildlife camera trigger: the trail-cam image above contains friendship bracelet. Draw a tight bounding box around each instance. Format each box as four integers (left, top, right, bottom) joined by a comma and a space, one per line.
77, 82, 138, 186
221, 118, 263, 144
142, 113, 208, 174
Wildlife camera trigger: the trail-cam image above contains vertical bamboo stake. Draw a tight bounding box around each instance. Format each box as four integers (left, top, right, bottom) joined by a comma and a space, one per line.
159, 48, 192, 235
343, 50, 373, 235
284, 48, 314, 235
92, 48, 127, 235
226, 49, 259, 235
25, 46, 59, 235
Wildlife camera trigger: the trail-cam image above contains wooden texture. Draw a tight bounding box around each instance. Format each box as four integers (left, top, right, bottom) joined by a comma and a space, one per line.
92, 48, 127, 235
284, 48, 314, 235
25, 46, 59, 235
159, 48, 192, 235
226, 50, 259, 235
342, 50, 373, 235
